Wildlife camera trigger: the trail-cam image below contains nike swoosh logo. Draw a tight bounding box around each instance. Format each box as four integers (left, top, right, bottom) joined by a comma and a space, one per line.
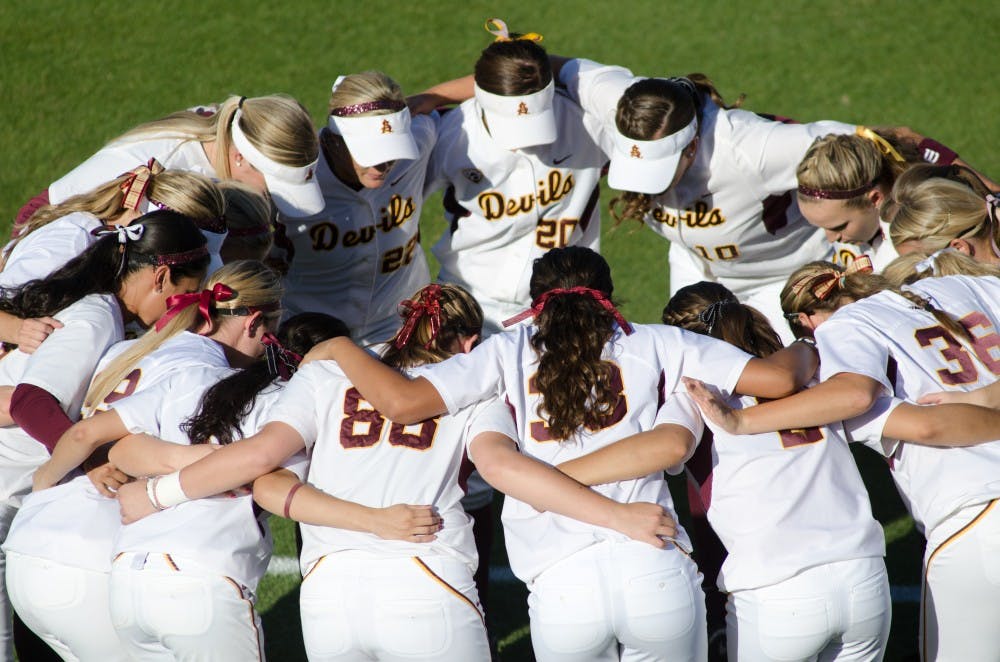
553, 154, 572, 165
390, 174, 405, 186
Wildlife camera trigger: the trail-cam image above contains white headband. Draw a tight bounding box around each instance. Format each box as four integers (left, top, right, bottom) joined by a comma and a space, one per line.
613, 115, 698, 162
230, 109, 317, 183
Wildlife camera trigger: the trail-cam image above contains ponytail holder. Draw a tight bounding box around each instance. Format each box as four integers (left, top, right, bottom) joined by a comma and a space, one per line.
119, 158, 165, 211
699, 298, 736, 335
331, 75, 347, 93
261, 332, 303, 380
393, 284, 444, 349
856, 126, 906, 164
913, 247, 957, 277
238, 96, 248, 109
502, 286, 633, 335
92, 223, 145, 245
485, 18, 543, 43
154, 283, 235, 333
790, 255, 874, 301
985, 194, 1000, 260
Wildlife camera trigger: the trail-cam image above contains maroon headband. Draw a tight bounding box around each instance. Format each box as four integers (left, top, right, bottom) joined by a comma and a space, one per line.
797, 181, 874, 200
330, 99, 406, 117
155, 245, 210, 266
502, 286, 633, 335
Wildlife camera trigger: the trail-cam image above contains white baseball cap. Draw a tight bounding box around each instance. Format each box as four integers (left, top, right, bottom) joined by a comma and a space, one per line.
607, 115, 698, 194
327, 106, 419, 168
230, 110, 324, 218
474, 79, 557, 150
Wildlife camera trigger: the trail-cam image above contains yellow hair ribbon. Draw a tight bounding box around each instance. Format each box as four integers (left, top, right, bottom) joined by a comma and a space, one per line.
856, 126, 906, 164
484, 18, 543, 43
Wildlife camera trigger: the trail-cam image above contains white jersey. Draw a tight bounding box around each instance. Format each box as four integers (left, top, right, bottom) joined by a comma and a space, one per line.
281, 116, 437, 345
267, 360, 502, 575
2, 332, 229, 572
111, 364, 287, 592
563, 58, 852, 296
0, 293, 123, 505
831, 220, 898, 271
0, 212, 102, 289
425, 93, 606, 324
817, 275, 1000, 535
417, 322, 752, 582
48, 136, 215, 204
658, 391, 884, 592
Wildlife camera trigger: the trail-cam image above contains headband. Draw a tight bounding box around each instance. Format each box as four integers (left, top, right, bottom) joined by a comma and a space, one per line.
394, 284, 444, 349
226, 222, 272, 238
261, 332, 303, 380
119, 159, 164, 211
154, 283, 235, 332
502, 286, 633, 334
788, 255, 874, 301
699, 298, 737, 335
155, 245, 210, 266
230, 109, 316, 184
797, 181, 875, 200
485, 18, 543, 43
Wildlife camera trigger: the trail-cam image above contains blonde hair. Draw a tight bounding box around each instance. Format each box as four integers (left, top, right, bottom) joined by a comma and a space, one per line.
885, 171, 993, 253
380, 284, 483, 369
117, 95, 318, 179
882, 250, 1000, 287
219, 182, 274, 262
5, 170, 223, 271
329, 71, 405, 117
796, 133, 907, 209
84, 259, 283, 413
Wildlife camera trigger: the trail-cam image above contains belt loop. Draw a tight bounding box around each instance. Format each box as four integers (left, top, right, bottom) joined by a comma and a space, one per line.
130, 552, 148, 570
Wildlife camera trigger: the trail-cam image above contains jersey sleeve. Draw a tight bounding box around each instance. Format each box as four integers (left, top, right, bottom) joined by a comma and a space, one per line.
558, 58, 633, 154
653, 392, 705, 475
412, 333, 507, 414
844, 395, 903, 457
48, 145, 145, 204
110, 377, 169, 434
265, 363, 324, 450
815, 316, 894, 395
464, 397, 517, 463
743, 118, 856, 193
657, 328, 753, 397
279, 450, 310, 482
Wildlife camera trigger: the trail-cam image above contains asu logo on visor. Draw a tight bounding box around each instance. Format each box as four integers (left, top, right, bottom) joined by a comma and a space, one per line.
630, 145, 642, 159
381, 119, 393, 134
517, 102, 529, 116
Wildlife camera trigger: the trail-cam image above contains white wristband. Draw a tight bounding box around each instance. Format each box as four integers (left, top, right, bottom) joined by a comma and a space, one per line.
152, 471, 190, 508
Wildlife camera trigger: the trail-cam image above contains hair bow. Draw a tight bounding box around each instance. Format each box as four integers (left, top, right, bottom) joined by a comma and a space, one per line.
913, 247, 957, 276
119, 158, 165, 211
699, 298, 736, 334
92, 223, 145, 245
789, 255, 874, 301
154, 283, 235, 332
485, 18, 543, 43
502, 286, 633, 334
394, 284, 444, 349
986, 194, 1000, 259
261, 332, 303, 380
856, 126, 906, 164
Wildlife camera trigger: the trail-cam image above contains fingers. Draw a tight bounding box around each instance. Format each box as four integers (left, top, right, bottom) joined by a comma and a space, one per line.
917, 392, 945, 405
95, 482, 117, 498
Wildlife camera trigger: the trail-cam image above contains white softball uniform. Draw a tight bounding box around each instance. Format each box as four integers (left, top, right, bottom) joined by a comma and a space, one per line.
108, 365, 284, 661
3, 332, 227, 662
659, 391, 889, 661
0, 212, 102, 289
817, 274, 1000, 660
266, 360, 493, 661
831, 220, 898, 271
0, 293, 122, 661
562, 59, 853, 340
419, 323, 755, 661
281, 116, 437, 345
425, 94, 606, 333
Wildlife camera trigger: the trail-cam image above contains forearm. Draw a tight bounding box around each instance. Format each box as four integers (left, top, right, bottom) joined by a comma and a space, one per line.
33, 410, 127, 489
739, 372, 879, 433
109, 434, 216, 477
735, 343, 818, 398
417, 74, 475, 106
886, 402, 1000, 447
0, 312, 20, 345
0, 386, 14, 426
253, 470, 375, 529
558, 425, 693, 486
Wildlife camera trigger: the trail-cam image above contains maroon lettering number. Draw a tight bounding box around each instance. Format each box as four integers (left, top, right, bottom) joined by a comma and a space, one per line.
960, 311, 1000, 375
777, 427, 825, 449
340, 388, 437, 450
914, 326, 979, 386
387, 420, 438, 451
527, 364, 628, 442
102, 369, 141, 405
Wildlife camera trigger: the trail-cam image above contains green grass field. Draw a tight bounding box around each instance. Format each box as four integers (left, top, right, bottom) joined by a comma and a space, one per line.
3, 1, 997, 660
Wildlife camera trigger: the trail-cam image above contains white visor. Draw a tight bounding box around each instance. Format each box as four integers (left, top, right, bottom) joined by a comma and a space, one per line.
327, 107, 419, 167
474, 79, 557, 150
231, 110, 323, 218
607, 116, 698, 194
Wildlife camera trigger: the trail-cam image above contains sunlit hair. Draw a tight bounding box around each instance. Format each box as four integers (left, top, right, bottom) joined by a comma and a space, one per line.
474, 39, 551, 96
527, 246, 624, 441
882, 250, 1000, 287
84, 260, 282, 413
780, 260, 970, 343
117, 94, 318, 179
381, 284, 483, 369
183, 312, 350, 445
796, 132, 912, 209
5, 170, 223, 271
610, 74, 739, 224
663, 281, 782, 358
219, 182, 273, 263
885, 168, 995, 254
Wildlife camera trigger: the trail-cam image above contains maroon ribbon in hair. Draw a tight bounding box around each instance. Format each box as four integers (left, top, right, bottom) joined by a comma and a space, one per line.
119, 158, 164, 211
502, 286, 633, 335
261, 332, 303, 380
394, 284, 443, 349
154, 283, 235, 332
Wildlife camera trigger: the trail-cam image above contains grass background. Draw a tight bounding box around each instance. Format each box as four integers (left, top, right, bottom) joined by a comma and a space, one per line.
2, 1, 996, 659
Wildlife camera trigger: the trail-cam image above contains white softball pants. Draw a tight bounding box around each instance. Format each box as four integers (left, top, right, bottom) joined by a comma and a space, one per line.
109, 552, 265, 661
726, 556, 890, 662
527, 539, 707, 662
922, 498, 1000, 662
299, 553, 489, 661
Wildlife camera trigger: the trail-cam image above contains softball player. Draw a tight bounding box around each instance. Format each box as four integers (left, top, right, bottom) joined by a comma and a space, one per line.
555, 57, 865, 341
421, 22, 607, 333
280, 72, 435, 345
695, 263, 1000, 660
0, 211, 209, 661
